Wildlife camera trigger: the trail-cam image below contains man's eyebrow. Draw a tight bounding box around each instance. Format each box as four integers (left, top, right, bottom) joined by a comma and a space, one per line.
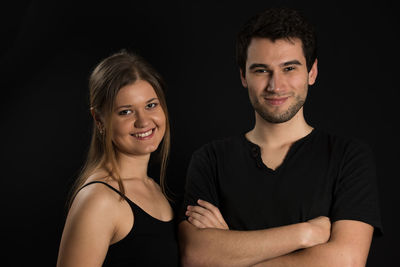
281, 60, 302, 67
249, 60, 302, 70
249, 63, 269, 70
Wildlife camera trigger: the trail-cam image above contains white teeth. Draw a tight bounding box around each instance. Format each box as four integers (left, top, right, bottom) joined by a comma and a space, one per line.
134, 129, 153, 138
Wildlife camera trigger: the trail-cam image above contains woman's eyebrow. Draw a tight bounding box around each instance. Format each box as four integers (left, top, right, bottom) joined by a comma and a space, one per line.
146, 97, 158, 103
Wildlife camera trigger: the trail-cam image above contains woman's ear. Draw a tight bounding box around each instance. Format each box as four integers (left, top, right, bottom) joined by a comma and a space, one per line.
90, 107, 104, 134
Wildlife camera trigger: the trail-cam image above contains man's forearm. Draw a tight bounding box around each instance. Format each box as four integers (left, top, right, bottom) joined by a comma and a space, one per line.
179, 220, 317, 267
252, 242, 343, 267
252, 241, 362, 267
253, 220, 373, 267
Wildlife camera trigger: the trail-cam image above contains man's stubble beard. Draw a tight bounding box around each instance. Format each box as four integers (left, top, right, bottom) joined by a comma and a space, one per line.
251, 93, 306, 124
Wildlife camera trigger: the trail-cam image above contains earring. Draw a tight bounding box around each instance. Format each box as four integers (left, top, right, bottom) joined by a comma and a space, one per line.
98, 123, 105, 135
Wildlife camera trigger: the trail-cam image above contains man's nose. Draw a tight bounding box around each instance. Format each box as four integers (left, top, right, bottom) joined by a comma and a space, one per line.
267, 73, 284, 92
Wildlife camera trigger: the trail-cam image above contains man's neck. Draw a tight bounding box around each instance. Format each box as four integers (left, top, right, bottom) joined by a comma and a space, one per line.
246, 109, 313, 149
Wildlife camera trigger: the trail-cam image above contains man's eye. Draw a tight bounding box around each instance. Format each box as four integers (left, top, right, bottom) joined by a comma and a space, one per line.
284, 66, 295, 72
255, 69, 268, 73
119, 110, 132, 115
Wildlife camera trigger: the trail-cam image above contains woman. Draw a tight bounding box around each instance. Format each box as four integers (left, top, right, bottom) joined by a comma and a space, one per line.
57, 51, 179, 266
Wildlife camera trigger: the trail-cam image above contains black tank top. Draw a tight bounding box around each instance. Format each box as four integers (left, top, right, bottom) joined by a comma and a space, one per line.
80, 181, 180, 267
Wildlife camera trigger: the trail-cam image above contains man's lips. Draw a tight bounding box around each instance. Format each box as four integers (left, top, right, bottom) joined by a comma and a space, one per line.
264, 97, 289, 106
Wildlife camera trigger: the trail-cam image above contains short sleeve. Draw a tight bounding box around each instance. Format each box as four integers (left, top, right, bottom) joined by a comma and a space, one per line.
331, 141, 383, 235
179, 144, 220, 222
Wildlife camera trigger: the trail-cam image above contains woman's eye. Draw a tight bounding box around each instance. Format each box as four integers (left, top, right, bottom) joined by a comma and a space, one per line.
146, 102, 158, 109
119, 110, 132, 115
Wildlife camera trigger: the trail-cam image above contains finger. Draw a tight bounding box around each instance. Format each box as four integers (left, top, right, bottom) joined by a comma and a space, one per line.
197, 199, 228, 227
187, 216, 206, 228
188, 205, 219, 224
197, 199, 223, 219
188, 205, 213, 217
191, 204, 228, 230
186, 210, 212, 225
186, 208, 219, 228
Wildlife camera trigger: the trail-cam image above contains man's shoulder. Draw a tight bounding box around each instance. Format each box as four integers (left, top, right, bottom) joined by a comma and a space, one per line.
313, 128, 373, 156
192, 135, 245, 157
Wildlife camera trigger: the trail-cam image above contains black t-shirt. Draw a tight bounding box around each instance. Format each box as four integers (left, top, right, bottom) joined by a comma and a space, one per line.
181, 129, 382, 234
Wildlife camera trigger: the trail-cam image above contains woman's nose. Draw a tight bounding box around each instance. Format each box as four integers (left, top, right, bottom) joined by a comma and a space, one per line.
134, 112, 150, 128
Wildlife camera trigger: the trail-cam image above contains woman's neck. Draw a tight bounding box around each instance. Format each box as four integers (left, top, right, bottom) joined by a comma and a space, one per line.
114, 152, 151, 180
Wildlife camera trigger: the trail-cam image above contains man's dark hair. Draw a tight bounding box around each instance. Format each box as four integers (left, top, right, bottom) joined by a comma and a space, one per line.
236, 7, 317, 75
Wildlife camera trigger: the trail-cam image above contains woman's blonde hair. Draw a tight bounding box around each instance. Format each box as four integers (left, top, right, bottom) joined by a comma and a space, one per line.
69, 50, 170, 207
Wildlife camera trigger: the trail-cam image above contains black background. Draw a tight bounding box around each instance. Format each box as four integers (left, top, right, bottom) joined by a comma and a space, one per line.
1, 1, 398, 266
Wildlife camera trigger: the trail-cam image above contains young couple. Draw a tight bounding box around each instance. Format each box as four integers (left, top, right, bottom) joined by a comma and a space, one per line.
57, 7, 382, 267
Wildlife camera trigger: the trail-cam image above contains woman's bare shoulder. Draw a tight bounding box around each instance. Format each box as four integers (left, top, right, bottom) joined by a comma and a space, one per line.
70, 178, 121, 222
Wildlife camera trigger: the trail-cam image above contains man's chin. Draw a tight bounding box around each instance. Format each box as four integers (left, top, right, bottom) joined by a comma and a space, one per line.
256, 110, 294, 124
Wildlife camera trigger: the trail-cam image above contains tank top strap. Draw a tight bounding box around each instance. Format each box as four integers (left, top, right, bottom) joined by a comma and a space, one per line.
79, 181, 172, 224
79, 181, 130, 202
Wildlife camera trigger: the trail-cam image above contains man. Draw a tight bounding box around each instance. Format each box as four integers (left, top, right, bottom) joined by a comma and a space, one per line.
178, 7, 382, 267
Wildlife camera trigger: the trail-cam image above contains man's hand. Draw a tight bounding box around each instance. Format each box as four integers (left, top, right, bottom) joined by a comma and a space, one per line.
180, 205, 333, 267
185, 199, 229, 230
185, 200, 331, 247
304, 216, 331, 247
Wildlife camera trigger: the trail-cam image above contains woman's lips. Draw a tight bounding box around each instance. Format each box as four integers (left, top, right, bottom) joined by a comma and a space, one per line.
131, 128, 155, 140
